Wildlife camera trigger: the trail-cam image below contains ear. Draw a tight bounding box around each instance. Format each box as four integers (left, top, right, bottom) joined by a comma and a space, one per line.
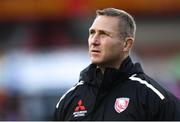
123, 37, 134, 52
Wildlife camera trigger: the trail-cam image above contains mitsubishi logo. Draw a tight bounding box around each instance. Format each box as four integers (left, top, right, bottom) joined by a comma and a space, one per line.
73, 100, 87, 117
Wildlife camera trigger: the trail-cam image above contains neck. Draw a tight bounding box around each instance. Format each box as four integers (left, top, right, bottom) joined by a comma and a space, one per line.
98, 55, 128, 73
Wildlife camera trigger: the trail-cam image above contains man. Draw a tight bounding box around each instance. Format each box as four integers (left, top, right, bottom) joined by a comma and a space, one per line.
54, 8, 180, 120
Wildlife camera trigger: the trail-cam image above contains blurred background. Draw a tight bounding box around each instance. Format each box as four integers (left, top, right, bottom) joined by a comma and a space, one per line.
0, 0, 179, 120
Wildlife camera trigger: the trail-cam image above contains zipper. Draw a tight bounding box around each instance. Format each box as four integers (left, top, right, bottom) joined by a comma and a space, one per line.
90, 69, 103, 120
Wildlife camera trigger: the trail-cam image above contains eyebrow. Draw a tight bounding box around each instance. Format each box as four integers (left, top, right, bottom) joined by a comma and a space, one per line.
89, 28, 112, 36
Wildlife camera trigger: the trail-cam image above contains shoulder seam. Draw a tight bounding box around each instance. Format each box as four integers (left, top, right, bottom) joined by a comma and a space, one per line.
56, 81, 84, 108
129, 74, 165, 100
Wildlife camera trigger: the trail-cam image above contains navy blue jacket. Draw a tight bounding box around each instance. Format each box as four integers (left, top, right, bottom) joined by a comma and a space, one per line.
54, 56, 180, 120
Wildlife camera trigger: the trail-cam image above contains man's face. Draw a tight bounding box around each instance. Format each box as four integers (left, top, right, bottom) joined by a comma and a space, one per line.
88, 16, 125, 67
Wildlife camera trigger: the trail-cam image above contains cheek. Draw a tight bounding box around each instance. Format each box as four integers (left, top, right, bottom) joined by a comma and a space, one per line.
105, 41, 122, 51
88, 38, 91, 48
104, 42, 123, 57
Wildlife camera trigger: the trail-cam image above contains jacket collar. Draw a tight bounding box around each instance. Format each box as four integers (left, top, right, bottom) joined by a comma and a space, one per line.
79, 56, 144, 88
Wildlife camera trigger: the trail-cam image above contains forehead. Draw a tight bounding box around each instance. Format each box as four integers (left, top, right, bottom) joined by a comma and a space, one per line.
89, 16, 119, 33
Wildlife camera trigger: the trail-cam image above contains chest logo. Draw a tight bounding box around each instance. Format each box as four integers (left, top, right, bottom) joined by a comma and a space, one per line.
114, 97, 129, 113
73, 100, 87, 117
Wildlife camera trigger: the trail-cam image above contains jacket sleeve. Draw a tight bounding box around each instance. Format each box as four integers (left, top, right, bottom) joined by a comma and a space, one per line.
53, 81, 83, 120
158, 93, 180, 120
145, 86, 180, 120
138, 74, 180, 120
53, 98, 65, 121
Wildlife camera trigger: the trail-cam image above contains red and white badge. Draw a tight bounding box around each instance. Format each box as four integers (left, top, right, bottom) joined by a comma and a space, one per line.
114, 97, 130, 113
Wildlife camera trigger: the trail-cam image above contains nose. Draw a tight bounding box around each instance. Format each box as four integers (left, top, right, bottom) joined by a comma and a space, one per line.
91, 34, 100, 46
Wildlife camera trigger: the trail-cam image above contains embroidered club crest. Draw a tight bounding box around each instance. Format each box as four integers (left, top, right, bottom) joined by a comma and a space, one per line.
114, 97, 129, 113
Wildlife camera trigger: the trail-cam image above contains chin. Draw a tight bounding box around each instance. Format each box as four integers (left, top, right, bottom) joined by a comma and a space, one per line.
91, 59, 102, 65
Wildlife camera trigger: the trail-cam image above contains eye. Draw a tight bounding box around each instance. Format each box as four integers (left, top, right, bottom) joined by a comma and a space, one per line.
89, 29, 95, 35
100, 31, 106, 35
99, 30, 109, 36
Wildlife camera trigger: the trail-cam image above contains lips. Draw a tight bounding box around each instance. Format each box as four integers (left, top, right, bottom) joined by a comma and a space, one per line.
90, 49, 101, 56
90, 49, 101, 55
91, 49, 100, 53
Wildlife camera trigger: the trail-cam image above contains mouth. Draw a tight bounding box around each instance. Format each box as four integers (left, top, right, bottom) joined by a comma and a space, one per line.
91, 49, 101, 53
90, 49, 101, 57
